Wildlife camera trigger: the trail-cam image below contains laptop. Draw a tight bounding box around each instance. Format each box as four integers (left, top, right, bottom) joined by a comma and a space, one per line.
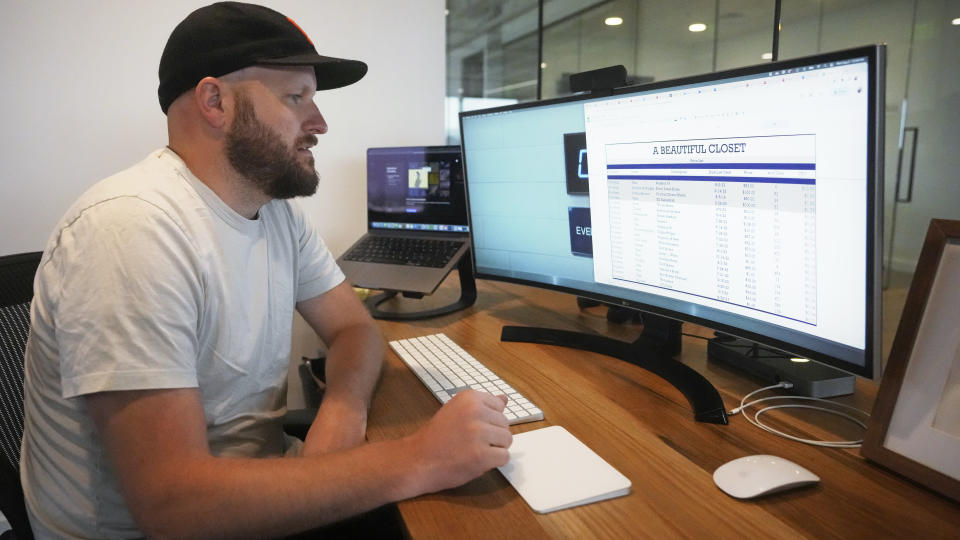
338, 146, 470, 296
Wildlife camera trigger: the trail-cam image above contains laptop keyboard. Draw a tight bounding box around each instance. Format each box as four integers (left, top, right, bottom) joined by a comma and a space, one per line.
343, 236, 464, 268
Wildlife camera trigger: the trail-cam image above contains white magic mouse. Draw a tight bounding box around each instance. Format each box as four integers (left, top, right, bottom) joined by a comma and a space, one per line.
713, 455, 820, 499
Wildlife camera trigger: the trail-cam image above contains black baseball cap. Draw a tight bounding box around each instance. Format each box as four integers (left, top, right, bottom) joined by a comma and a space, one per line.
158, 1, 367, 114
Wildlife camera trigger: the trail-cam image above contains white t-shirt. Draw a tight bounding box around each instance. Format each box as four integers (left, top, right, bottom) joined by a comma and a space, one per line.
21, 148, 344, 538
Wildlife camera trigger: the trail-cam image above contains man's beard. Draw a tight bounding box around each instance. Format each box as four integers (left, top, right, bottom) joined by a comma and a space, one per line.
225, 92, 319, 199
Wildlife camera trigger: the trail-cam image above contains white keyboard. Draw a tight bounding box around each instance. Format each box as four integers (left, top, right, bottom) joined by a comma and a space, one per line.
389, 333, 544, 425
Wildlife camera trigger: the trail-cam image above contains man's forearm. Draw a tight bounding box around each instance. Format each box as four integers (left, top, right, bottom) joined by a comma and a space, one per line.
131, 436, 421, 538
87, 385, 511, 539
303, 320, 384, 454
321, 320, 384, 408
294, 282, 384, 419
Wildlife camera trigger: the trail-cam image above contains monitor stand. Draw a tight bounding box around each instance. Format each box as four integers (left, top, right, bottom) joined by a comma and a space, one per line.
707, 335, 855, 398
364, 250, 477, 321
500, 312, 728, 425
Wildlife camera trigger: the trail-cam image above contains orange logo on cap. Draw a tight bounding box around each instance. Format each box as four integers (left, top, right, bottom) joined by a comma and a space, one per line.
287, 17, 314, 45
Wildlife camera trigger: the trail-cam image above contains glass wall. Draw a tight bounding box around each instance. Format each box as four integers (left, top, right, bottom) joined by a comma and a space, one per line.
445, 0, 539, 141
446, 0, 960, 281
779, 0, 960, 282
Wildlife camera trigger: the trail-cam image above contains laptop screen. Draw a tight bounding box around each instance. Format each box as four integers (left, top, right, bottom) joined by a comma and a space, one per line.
366, 146, 469, 233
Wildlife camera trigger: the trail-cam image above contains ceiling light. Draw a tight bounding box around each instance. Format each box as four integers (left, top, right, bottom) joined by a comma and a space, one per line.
952, 17, 960, 25
761, 52, 773, 60
605, 16, 624, 26
540, 62, 547, 69
689, 23, 707, 32
790, 357, 811, 363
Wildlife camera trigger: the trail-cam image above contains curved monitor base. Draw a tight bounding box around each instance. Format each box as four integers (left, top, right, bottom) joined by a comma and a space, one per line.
500, 325, 729, 425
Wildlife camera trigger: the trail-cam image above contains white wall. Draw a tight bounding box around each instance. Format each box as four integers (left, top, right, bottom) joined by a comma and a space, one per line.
0, 0, 446, 258
0, 0, 446, 408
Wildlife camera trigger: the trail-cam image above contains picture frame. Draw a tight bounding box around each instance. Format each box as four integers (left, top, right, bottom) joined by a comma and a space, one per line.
862, 219, 960, 502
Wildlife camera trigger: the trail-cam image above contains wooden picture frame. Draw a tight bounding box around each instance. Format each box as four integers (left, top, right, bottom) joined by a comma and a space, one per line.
862, 219, 960, 502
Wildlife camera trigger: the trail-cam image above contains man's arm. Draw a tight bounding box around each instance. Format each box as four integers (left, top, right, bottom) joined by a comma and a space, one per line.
295, 280, 383, 454
86, 386, 511, 538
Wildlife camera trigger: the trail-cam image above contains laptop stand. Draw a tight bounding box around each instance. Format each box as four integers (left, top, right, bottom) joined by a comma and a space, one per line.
364, 249, 477, 321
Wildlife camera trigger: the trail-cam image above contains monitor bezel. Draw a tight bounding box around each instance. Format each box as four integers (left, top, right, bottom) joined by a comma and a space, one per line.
458, 45, 884, 379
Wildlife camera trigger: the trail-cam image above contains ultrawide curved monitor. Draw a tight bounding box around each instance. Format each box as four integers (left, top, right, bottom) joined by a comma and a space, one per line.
459, 45, 884, 379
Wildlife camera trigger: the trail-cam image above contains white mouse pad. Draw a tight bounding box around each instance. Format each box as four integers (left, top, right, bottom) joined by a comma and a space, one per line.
498, 425, 631, 513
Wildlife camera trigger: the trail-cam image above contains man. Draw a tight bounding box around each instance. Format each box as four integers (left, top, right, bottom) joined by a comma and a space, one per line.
20, 2, 512, 538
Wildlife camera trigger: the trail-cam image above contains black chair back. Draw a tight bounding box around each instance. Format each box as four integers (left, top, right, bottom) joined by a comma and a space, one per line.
0, 251, 41, 540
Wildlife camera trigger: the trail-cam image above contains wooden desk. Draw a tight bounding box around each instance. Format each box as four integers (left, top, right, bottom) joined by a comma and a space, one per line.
364, 278, 960, 539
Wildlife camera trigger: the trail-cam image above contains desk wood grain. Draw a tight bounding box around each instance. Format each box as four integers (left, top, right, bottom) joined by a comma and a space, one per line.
364, 279, 960, 539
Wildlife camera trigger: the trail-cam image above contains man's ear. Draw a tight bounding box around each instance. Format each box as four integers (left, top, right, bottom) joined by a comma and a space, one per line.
193, 77, 228, 129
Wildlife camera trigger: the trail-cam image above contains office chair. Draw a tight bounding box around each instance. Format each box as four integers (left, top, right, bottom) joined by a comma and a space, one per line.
0, 251, 41, 540
282, 357, 324, 441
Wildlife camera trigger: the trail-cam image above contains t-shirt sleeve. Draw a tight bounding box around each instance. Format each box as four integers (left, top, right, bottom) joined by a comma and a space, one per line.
288, 201, 345, 302
50, 197, 202, 398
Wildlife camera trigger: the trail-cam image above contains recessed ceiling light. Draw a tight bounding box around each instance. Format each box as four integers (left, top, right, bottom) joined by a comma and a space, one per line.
761, 52, 773, 60
540, 62, 547, 69
952, 17, 960, 25
689, 23, 707, 32
605, 16, 624, 26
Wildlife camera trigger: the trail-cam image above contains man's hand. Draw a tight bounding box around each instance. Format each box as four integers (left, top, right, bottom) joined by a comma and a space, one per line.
404, 390, 513, 494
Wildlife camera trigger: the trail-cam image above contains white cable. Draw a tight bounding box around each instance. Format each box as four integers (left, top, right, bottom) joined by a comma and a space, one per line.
728, 382, 871, 448
729, 382, 791, 414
